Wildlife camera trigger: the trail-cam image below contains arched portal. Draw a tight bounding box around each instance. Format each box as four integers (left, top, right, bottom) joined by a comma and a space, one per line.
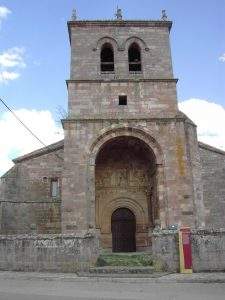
95, 136, 158, 251
112, 208, 136, 252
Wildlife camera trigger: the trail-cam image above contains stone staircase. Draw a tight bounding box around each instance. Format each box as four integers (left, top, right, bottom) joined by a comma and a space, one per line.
78, 252, 163, 277
89, 265, 154, 275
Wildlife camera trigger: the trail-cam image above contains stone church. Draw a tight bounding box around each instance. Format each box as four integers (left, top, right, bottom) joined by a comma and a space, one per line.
1, 10, 225, 255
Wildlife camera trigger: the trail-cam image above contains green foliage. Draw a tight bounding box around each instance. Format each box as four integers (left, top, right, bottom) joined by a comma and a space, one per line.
96, 253, 153, 267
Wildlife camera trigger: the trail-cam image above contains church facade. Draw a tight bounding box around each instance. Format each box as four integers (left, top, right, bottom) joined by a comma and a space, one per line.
1, 14, 225, 257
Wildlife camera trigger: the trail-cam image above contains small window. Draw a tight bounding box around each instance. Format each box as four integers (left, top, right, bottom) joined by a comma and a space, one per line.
42, 176, 48, 183
128, 42, 142, 72
101, 43, 114, 72
51, 179, 59, 198
119, 95, 127, 106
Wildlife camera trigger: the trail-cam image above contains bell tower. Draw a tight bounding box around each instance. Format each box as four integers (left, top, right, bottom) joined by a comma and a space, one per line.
66, 10, 177, 120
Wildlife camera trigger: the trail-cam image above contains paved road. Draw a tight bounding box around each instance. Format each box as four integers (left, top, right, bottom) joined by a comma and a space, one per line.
0, 276, 225, 300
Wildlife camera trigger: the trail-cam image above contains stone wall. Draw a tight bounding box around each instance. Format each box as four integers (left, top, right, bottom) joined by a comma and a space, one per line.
0, 229, 224, 273
67, 81, 178, 119
0, 202, 61, 234
191, 229, 225, 272
0, 141, 63, 234
152, 230, 179, 272
199, 143, 225, 229
0, 234, 99, 272
152, 229, 225, 272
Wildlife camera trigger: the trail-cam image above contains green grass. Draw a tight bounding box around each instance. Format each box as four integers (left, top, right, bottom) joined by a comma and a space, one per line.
96, 253, 153, 267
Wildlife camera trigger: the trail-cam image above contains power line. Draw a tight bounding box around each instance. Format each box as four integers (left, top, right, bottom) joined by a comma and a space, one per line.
0, 96, 63, 161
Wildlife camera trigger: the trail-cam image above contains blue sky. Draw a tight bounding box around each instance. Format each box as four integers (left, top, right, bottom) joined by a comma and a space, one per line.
0, 0, 225, 174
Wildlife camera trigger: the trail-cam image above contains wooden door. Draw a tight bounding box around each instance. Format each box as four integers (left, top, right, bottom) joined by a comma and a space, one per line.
111, 208, 136, 252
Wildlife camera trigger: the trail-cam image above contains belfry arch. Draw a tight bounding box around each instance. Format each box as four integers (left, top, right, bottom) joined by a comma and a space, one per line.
87, 128, 166, 251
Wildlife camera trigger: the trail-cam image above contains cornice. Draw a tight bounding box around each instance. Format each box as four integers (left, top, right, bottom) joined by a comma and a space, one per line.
61, 115, 187, 128
198, 141, 225, 156
66, 78, 178, 86
67, 20, 172, 43
68, 20, 172, 28
13, 140, 64, 163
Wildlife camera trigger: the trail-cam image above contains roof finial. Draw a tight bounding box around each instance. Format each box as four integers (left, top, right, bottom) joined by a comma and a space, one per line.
115, 6, 123, 20
71, 8, 77, 21
161, 9, 168, 21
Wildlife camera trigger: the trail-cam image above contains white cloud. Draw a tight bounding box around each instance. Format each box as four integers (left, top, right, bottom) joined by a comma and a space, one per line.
0, 71, 20, 82
219, 53, 225, 62
0, 9, 23, 83
0, 6, 11, 29
179, 98, 225, 150
0, 109, 64, 175
0, 47, 26, 68
0, 6, 11, 20
0, 47, 25, 83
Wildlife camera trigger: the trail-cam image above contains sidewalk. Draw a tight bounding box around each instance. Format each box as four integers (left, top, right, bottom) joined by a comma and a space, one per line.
0, 271, 224, 284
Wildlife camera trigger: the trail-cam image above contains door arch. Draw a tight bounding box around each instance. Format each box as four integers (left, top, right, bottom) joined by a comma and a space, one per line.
111, 208, 136, 252
94, 135, 159, 251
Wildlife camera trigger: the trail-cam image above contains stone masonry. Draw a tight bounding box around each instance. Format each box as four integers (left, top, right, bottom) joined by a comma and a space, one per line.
199, 142, 225, 228
0, 141, 63, 234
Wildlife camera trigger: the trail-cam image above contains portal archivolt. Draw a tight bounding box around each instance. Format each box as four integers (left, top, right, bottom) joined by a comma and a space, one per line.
95, 136, 158, 251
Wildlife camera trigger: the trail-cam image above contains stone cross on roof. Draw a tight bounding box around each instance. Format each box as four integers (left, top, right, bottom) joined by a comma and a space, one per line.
71, 8, 77, 21
161, 10, 168, 21
115, 7, 123, 20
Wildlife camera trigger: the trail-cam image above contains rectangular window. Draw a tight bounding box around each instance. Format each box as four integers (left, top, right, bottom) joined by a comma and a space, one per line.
51, 179, 59, 198
119, 95, 127, 106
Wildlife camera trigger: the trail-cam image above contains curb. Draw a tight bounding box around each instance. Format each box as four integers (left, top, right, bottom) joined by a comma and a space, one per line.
0, 271, 225, 284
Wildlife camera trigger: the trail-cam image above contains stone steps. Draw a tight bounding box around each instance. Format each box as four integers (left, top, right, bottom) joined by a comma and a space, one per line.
89, 266, 155, 274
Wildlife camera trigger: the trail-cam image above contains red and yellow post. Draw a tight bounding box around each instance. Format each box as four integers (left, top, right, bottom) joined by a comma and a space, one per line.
178, 227, 193, 273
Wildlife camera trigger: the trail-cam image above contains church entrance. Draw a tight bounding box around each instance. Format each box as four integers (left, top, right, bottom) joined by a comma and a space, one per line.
95, 135, 158, 251
111, 208, 136, 252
